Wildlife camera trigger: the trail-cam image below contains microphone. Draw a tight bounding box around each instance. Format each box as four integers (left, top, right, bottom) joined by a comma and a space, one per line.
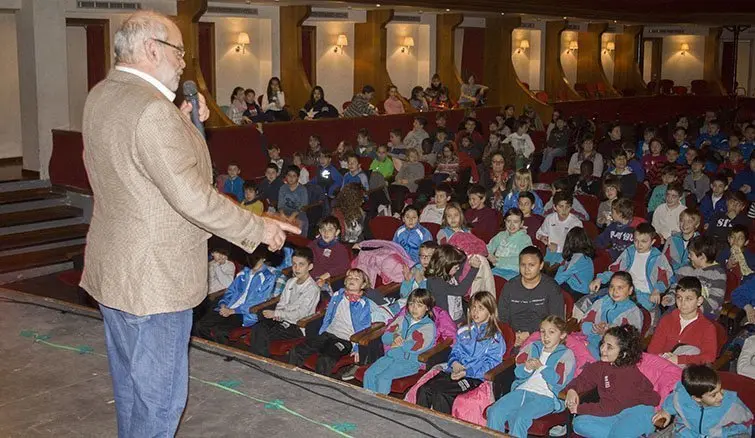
182, 81, 205, 138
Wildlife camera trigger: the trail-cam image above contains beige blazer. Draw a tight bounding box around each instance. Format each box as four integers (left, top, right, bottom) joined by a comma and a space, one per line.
81, 70, 264, 315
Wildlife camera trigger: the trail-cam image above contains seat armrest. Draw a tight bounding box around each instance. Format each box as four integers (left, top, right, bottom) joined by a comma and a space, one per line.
297, 311, 324, 328
377, 282, 401, 298
484, 357, 516, 381
713, 350, 734, 370
418, 338, 453, 363
357, 325, 389, 346
350, 322, 385, 343
250, 296, 281, 314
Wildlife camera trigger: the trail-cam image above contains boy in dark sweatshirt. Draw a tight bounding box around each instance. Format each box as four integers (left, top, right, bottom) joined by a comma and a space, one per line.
498, 246, 565, 347
464, 184, 499, 239
595, 198, 635, 259
307, 216, 350, 283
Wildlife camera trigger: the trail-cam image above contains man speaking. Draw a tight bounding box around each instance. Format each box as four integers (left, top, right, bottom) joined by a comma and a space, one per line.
80, 11, 299, 437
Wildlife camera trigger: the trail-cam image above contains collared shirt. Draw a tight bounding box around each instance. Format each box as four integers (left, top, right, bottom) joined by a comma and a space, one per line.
115, 65, 176, 101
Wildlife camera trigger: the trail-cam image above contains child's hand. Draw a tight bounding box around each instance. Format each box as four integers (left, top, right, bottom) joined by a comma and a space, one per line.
514, 331, 530, 347
525, 358, 542, 371
565, 389, 580, 414
589, 279, 602, 293
392, 335, 404, 348
219, 307, 234, 317
451, 361, 465, 374
726, 257, 739, 269
469, 256, 481, 269
742, 184, 752, 194
487, 254, 498, 264
652, 410, 672, 428
402, 265, 412, 281
548, 243, 558, 253
350, 351, 359, 363
745, 305, 755, 324
592, 322, 608, 335
538, 235, 549, 245
650, 291, 661, 304
661, 353, 678, 364
450, 369, 466, 381
661, 294, 674, 307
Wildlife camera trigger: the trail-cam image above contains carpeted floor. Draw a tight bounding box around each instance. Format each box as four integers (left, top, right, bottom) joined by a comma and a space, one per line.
0, 289, 497, 438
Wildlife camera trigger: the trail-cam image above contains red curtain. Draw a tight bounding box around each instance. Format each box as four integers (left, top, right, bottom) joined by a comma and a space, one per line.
84, 24, 107, 90
301, 27, 315, 86
721, 42, 735, 94
461, 28, 485, 83
198, 22, 215, 97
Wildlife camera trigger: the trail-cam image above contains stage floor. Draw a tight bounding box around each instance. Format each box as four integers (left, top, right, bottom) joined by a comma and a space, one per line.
0, 289, 497, 437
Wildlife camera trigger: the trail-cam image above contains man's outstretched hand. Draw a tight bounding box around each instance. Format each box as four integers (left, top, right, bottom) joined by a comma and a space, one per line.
260, 213, 301, 251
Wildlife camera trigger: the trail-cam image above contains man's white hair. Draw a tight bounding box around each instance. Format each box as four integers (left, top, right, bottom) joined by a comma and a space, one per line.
114, 11, 171, 64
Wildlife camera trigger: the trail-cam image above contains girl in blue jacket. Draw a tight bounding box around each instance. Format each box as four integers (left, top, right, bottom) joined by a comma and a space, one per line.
364, 289, 437, 394
653, 365, 753, 437
194, 249, 277, 344
502, 168, 544, 215
581, 272, 644, 360
555, 227, 595, 299
487, 316, 577, 437
393, 205, 433, 263
416, 291, 504, 414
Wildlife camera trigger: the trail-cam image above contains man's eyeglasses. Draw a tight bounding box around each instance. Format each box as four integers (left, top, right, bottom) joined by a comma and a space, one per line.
152, 38, 185, 59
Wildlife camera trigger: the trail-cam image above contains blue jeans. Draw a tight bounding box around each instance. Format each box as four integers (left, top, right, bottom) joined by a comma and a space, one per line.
100, 304, 192, 437
539, 147, 568, 173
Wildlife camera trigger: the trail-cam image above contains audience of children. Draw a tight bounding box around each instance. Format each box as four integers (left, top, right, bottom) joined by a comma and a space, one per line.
196, 105, 755, 438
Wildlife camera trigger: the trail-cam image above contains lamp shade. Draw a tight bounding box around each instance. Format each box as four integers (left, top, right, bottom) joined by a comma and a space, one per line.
336, 34, 348, 47
403, 36, 415, 47
519, 40, 530, 49
568, 40, 579, 50
237, 32, 250, 45
606, 41, 615, 51
680, 43, 690, 51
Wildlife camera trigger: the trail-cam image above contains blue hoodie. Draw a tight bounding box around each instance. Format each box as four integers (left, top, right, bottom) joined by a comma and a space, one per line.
555, 253, 594, 294
342, 170, 369, 191
700, 192, 728, 223
596, 222, 635, 259
393, 224, 433, 263
223, 176, 245, 202
730, 168, 755, 202
502, 190, 544, 215
445, 322, 505, 380
217, 265, 278, 326
662, 381, 753, 438
696, 132, 728, 152
381, 313, 436, 364
311, 163, 344, 197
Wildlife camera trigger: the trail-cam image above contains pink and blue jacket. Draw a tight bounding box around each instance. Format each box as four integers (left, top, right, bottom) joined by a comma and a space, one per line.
512, 341, 577, 412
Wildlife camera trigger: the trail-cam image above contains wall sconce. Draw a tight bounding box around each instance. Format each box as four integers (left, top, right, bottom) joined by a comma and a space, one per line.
401, 36, 415, 53
334, 34, 348, 53
235, 32, 250, 54
680, 43, 690, 55
603, 41, 615, 54
567, 40, 579, 53
516, 39, 530, 54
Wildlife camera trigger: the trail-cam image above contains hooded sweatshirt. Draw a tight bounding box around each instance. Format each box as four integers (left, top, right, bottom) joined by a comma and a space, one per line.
662, 381, 753, 438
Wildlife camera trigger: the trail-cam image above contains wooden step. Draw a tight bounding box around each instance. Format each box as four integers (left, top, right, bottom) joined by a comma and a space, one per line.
0, 224, 89, 251
0, 206, 82, 227
0, 243, 86, 274
0, 187, 65, 205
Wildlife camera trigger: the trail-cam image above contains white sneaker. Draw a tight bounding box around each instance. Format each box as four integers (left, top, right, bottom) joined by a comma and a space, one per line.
549, 425, 567, 437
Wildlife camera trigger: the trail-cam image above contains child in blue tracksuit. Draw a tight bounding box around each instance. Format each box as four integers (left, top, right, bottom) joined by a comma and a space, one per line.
588, 223, 674, 321
487, 316, 576, 437
700, 174, 729, 223
662, 208, 700, 272
653, 365, 753, 438
400, 241, 437, 298
311, 151, 344, 197
581, 271, 644, 359
289, 268, 388, 376
223, 163, 245, 201
194, 248, 277, 344
555, 227, 595, 300
341, 154, 369, 192
393, 205, 433, 263
435, 203, 470, 244
595, 197, 635, 260
416, 291, 504, 414
363, 289, 437, 394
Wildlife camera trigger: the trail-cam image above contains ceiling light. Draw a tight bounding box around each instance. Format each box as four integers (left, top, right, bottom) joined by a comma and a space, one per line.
445, 8, 451, 12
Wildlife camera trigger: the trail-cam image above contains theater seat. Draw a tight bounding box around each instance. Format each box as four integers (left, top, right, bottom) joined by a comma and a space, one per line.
421, 221, 440, 239
368, 216, 402, 240
575, 194, 599, 220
